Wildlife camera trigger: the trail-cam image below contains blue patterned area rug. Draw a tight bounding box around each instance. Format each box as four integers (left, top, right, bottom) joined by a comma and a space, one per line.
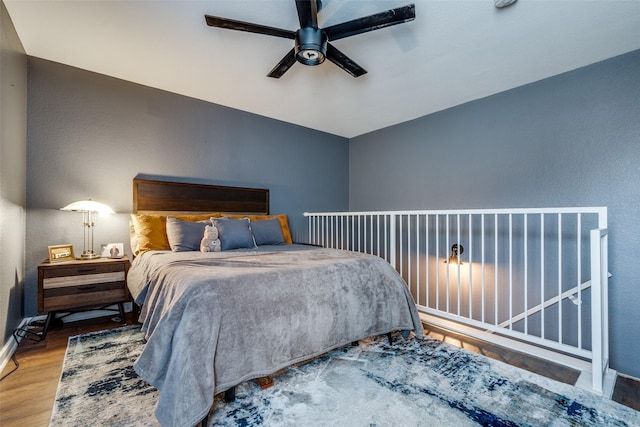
50, 325, 640, 426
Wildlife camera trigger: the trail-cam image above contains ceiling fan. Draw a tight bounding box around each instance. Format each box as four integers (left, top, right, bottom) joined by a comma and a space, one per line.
204, 0, 416, 78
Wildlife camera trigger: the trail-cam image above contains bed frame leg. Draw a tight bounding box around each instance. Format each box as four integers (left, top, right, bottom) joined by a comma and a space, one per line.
198, 387, 236, 427
354, 333, 393, 347
200, 387, 235, 426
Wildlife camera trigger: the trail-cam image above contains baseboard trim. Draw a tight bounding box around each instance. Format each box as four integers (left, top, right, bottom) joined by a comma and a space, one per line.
0, 317, 33, 374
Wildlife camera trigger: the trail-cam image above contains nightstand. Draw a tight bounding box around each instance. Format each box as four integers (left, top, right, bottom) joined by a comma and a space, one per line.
37, 256, 130, 338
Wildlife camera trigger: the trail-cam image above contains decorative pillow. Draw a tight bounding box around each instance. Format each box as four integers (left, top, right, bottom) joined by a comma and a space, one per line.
130, 214, 170, 255
166, 217, 209, 252
200, 224, 221, 252
225, 213, 293, 244
250, 218, 285, 246
214, 217, 256, 250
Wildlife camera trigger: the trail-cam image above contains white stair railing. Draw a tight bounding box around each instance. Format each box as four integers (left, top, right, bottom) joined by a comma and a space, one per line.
305, 207, 611, 395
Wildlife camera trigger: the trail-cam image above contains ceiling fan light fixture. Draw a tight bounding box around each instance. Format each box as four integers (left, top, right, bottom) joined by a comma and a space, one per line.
205, 2, 415, 78
295, 27, 327, 66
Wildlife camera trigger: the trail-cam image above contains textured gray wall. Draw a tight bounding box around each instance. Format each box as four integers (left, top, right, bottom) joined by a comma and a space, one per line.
350, 50, 640, 379
0, 2, 26, 344
25, 58, 349, 316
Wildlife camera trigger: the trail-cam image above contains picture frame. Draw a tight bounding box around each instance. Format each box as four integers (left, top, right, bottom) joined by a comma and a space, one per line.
48, 244, 75, 263
101, 242, 124, 258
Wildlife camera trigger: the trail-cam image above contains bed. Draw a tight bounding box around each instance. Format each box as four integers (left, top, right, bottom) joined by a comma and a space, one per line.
127, 178, 424, 427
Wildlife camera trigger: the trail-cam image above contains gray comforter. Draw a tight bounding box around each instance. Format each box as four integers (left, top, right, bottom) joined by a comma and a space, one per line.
129, 245, 423, 427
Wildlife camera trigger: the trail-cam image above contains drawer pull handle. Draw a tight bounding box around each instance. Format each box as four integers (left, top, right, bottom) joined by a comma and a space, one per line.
78, 284, 97, 290
77, 268, 97, 273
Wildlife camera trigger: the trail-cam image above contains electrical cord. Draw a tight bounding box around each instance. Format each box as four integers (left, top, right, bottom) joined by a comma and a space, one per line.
0, 320, 45, 382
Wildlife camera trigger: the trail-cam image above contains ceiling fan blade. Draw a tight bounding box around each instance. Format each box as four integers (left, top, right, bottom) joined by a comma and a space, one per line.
295, 0, 319, 29
205, 15, 295, 39
323, 4, 415, 41
267, 48, 297, 78
326, 43, 367, 78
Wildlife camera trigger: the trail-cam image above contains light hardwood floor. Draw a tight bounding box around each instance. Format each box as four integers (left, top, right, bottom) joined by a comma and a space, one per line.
1, 315, 638, 426
0, 315, 134, 427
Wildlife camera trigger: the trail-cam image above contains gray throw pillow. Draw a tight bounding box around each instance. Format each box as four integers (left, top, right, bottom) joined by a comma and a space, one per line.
250, 218, 285, 246
214, 217, 256, 250
166, 217, 208, 252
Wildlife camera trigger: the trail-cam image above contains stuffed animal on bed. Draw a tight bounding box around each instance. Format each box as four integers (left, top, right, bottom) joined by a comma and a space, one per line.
200, 224, 221, 252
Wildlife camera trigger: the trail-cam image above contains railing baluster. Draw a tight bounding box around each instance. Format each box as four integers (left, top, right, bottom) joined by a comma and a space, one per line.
494, 214, 498, 326
416, 214, 420, 307
481, 214, 486, 324
425, 214, 430, 309
407, 215, 412, 289
384, 215, 388, 262
436, 215, 440, 312
541, 213, 545, 340
468, 214, 473, 321
390, 214, 396, 267
456, 214, 461, 317
509, 213, 513, 330
558, 214, 563, 344
524, 214, 528, 336
446, 214, 450, 315
577, 213, 582, 350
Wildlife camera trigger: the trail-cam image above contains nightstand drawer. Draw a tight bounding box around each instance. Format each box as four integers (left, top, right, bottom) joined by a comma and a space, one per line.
42, 271, 125, 289
40, 262, 124, 279
42, 281, 128, 311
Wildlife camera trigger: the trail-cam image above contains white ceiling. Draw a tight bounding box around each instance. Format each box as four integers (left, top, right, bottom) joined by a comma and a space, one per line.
5, 0, 640, 138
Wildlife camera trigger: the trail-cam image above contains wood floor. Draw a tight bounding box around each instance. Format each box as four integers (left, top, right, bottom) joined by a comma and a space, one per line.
1, 315, 639, 426
0, 314, 134, 427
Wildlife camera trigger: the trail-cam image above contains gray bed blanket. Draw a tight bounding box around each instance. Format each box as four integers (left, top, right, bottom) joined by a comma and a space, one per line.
129, 246, 423, 427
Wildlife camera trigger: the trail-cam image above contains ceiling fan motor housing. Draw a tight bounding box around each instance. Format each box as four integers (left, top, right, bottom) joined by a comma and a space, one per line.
295, 27, 328, 65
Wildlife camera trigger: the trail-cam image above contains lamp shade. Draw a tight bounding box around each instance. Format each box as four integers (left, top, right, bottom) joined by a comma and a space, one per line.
60, 200, 114, 214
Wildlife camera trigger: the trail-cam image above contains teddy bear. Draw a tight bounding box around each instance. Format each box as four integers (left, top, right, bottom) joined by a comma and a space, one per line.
200, 224, 221, 252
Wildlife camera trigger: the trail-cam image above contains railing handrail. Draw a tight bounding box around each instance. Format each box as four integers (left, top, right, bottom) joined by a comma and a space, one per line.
304, 207, 607, 217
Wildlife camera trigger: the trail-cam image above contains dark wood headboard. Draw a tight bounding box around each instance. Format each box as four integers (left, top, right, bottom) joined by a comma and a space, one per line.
133, 178, 269, 215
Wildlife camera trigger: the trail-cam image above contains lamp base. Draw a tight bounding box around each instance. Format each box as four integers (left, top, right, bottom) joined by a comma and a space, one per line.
79, 252, 101, 260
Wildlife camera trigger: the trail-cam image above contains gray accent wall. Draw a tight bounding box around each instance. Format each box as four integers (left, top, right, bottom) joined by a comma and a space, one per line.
350, 49, 640, 379
0, 2, 26, 345
25, 58, 348, 317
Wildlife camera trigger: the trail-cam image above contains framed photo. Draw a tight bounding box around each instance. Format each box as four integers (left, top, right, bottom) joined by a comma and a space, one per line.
48, 244, 75, 263
101, 243, 124, 258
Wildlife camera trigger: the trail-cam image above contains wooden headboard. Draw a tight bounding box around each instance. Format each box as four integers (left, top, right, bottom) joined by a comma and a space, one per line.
133, 178, 269, 215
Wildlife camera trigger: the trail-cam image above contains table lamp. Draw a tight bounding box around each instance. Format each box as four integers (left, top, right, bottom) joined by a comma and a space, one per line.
60, 200, 114, 259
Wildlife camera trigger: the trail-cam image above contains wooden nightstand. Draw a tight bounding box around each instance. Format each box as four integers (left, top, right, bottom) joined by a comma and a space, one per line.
37, 256, 130, 338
